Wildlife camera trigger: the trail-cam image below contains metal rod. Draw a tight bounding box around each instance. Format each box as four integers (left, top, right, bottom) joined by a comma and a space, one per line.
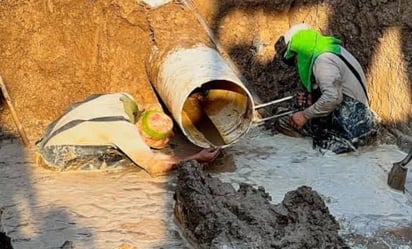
255, 110, 296, 123
0, 75, 30, 146
254, 95, 294, 109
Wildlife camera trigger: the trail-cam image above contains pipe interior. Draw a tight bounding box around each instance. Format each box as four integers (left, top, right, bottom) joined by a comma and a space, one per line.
181, 80, 253, 147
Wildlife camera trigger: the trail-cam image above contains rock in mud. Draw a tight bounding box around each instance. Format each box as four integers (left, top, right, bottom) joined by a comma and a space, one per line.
174, 161, 349, 249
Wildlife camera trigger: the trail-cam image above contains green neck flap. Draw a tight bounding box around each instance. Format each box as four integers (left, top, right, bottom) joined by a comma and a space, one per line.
284, 29, 342, 92
120, 94, 143, 124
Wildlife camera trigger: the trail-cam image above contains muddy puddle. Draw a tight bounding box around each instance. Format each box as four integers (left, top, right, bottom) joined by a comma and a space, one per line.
0, 127, 411, 249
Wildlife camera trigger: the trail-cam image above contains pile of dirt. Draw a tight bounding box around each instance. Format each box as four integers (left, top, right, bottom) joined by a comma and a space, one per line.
174, 161, 349, 249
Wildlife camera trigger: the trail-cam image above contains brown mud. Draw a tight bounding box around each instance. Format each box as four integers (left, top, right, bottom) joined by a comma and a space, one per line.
0, 0, 158, 141
174, 161, 349, 249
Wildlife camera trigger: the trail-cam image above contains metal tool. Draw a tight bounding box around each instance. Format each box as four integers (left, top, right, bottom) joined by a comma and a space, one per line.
0, 75, 30, 146
253, 95, 298, 125
387, 146, 412, 193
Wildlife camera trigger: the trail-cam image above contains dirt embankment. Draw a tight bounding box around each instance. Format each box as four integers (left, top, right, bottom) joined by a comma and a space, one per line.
0, 0, 158, 141
174, 161, 349, 249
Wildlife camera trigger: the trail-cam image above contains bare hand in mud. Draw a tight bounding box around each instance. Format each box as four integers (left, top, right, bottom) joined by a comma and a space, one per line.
179, 147, 222, 164
196, 147, 222, 162
290, 111, 308, 130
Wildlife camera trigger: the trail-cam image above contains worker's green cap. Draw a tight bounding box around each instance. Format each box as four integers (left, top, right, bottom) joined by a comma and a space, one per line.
141, 110, 173, 140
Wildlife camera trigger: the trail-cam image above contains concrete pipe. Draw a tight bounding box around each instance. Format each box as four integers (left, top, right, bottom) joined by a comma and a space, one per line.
148, 45, 254, 148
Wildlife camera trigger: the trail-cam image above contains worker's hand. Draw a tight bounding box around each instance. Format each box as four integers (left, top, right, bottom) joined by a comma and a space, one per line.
147, 153, 179, 177
289, 111, 308, 130
296, 92, 312, 108
194, 147, 222, 162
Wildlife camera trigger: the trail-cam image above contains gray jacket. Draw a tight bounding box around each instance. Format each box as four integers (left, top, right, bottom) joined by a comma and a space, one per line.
303, 47, 369, 119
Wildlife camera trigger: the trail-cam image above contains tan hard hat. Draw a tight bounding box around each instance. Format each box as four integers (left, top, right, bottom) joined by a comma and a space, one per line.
140, 110, 173, 140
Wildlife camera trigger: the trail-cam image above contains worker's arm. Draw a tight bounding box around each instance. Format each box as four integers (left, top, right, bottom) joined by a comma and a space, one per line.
303, 54, 343, 119
180, 148, 221, 163
110, 122, 178, 176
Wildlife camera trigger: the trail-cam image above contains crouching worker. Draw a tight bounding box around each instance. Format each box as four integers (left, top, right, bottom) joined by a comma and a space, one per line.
273, 24, 379, 154
35, 92, 221, 176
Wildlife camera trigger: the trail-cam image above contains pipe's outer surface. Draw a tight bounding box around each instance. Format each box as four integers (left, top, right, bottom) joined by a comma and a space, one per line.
148, 45, 254, 148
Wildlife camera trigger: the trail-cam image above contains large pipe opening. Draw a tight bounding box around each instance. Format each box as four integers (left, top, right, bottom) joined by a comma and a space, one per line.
182, 80, 253, 148
148, 45, 254, 148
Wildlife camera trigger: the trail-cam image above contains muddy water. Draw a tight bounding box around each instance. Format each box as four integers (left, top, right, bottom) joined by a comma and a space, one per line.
182, 95, 226, 147
193, 115, 226, 146
0, 128, 411, 249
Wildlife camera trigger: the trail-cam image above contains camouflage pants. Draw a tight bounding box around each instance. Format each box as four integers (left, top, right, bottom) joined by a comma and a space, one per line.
275, 95, 379, 154
37, 145, 135, 171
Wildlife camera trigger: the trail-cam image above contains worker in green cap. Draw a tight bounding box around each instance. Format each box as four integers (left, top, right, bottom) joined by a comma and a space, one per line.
36, 92, 221, 176
274, 24, 379, 153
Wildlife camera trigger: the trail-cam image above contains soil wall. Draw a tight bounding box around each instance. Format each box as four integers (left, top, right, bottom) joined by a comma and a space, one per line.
0, 0, 160, 141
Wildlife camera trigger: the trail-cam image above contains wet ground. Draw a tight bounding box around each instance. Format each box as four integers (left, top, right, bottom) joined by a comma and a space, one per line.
0, 127, 411, 249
